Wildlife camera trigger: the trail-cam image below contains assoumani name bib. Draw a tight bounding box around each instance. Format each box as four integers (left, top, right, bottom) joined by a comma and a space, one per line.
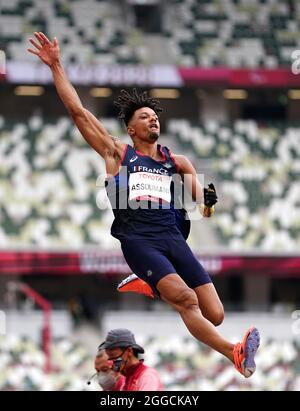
129, 171, 172, 203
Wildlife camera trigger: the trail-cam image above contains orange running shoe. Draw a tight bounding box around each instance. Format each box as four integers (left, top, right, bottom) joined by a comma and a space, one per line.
117, 274, 154, 299
233, 326, 260, 378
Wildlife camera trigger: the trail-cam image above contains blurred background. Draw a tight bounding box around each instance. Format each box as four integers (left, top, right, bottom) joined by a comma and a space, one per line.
0, 0, 300, 391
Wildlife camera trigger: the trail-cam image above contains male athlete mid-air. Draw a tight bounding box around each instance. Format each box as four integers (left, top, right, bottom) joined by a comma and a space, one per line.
28, 32, 260, 378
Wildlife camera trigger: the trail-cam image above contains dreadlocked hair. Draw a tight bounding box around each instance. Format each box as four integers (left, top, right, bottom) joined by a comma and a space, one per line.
114, 88, 163, 126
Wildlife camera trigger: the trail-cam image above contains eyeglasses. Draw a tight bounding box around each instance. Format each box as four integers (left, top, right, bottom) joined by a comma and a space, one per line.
107, 347, 128, 361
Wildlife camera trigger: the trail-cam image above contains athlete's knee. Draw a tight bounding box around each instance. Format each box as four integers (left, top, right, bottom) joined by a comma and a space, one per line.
209, 305, 224, 326
168, 287, 199, 312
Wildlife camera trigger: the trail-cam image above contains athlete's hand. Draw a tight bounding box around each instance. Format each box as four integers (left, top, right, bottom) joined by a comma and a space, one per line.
199, 183, 217, 217
204, 183, 218, 207
27, 32, 60, 67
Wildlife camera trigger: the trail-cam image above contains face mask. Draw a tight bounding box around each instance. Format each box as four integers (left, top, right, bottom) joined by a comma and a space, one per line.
97, 371, 116, 391
110, 348, 128, 372
112, 357, 125, 372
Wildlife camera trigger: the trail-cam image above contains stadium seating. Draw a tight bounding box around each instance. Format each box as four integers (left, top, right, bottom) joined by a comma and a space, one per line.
0, 334, 93, 390
1, 116, 300, 250
165, 0, 296, 67
0, 0, 146, 65
140, 334, 300, 391
0, 333, 299, 390
0, 0, 298, 67
0, 115, 127, 248
167, 119, 300, 251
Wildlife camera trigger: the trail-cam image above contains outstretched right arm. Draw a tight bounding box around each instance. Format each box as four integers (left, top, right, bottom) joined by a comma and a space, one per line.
27, 32, 125, 160
50, 60, 121, 159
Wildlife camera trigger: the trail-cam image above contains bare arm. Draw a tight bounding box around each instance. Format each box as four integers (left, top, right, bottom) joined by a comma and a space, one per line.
174, 154, 204, 204
27, 32, 125, 159
174, 154, 217, 217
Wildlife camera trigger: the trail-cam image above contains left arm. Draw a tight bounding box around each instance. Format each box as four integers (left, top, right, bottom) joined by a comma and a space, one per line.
173, 154, 204, 204
173, 154, 217, 217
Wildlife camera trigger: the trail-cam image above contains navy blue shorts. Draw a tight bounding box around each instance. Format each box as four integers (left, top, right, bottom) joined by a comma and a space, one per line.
121, 238, 212, 292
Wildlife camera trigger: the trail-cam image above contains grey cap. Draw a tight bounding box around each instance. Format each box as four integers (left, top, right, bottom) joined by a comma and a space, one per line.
99, 328, 144, 353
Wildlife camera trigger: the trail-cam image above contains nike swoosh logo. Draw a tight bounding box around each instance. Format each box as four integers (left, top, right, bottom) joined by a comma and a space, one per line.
130, 156, 138, 163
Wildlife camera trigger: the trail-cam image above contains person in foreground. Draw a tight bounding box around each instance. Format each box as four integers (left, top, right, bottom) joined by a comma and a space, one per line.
88, 348, 125, 391
28, 32, 260, 378
99, 328, 163, 391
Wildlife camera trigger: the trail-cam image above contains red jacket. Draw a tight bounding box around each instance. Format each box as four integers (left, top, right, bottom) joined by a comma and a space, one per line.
114, 375, 125, 391
121, 360, 163, 391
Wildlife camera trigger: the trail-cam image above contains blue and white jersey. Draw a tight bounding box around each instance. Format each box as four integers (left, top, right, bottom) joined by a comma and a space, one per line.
106, 143, 190, 240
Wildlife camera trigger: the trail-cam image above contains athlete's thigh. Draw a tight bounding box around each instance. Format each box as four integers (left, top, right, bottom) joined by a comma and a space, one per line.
120, 239, 176, 290
156, 272, 197, 309
169, 239, 212, 289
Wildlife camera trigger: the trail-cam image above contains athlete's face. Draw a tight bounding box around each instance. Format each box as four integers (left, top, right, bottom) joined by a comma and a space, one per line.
127, 107, 160, 143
